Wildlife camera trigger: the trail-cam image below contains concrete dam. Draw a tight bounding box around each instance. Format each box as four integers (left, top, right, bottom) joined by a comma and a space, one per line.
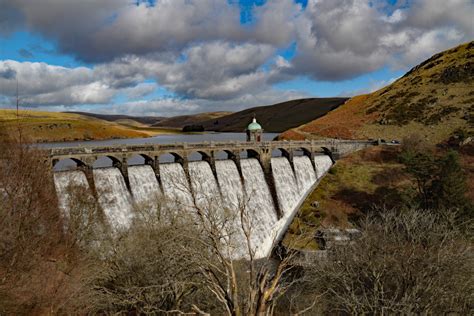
50, 140, 375, 259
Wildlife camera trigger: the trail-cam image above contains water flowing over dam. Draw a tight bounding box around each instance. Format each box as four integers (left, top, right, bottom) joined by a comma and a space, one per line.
54, 154, 334, 259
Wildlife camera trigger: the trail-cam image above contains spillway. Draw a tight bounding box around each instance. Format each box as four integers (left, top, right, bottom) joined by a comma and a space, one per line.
188, 161, 222, 211
271, 157, 300, 215
215, 160, 244, 210
54, 154, 334, 259
93, 168, 134, 230
128, 165, 161, 213
314, 155, 333, 179
293, 156, 317, 192
159, 163, 194, 212
240, 158, 278, 257
54, 170, 90, 217
215, 159, 247, 259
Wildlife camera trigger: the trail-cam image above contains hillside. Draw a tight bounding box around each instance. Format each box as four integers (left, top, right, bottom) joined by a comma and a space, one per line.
199, 98, 348, 132
281, 41, 474, 144
68, 112, 163, 125
153, 111, 232, 128
0, 110, 151, 142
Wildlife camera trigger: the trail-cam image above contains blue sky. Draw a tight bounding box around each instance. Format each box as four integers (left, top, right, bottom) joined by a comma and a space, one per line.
0, 0, 471, 116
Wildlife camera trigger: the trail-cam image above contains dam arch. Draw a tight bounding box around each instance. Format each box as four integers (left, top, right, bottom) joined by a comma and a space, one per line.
92, 155, 122, 169
159, 152, 185, 164
127, 154, 154, 166
53, 157, 86, 171
187, 150, 211, 162
214, 150, 235, 160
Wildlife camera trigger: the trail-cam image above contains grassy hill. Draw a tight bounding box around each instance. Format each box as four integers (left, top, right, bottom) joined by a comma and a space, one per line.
153, 111, 232, 129
199, 98, 348, 133
0, 110, 154, 142
281, 41, 474, 144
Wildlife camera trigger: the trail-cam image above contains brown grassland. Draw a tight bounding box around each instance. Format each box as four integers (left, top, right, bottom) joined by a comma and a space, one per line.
0, 109, 185, 143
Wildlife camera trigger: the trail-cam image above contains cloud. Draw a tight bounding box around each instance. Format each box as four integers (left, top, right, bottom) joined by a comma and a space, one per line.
287, 0, 473, 81
0, 0, 472, 114
0, 42, 288, 111
406, 0, 474, 37
121, 82, 157, 99
0, 66, 16, 79
0, 60, 113, 106
92, 41, 279, 101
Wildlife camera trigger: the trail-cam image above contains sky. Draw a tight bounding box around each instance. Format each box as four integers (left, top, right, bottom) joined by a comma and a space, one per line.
0, 0, 472, 117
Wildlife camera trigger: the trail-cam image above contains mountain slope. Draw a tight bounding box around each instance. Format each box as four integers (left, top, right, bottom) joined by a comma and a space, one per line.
152, 111, 232, 128
199, 98, 348, 133
67, 112, 164, 125
281, 41, 474, 143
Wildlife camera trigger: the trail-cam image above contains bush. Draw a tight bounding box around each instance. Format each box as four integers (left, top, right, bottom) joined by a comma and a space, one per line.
301, 209, 473, 314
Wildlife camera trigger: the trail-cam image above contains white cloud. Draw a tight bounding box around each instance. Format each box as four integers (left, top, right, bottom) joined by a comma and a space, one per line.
287, 0, 472, 80
0, 0, 472, 113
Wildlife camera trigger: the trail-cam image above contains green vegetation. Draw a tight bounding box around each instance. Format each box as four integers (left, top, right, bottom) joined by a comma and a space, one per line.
399, 137, 473, 221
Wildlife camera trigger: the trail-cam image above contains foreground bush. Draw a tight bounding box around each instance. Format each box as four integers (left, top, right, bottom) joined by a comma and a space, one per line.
302, 209, 473, 314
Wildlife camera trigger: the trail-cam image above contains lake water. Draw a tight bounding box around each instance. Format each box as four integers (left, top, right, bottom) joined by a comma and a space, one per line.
39, 132, 279, 148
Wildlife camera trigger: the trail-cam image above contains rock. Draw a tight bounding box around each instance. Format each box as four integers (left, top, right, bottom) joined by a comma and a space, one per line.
311, 201, 320, 208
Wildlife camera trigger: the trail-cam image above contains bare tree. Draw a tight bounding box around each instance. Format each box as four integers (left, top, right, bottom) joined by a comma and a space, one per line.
0, 129, 89, 314
77, 170, 309, 315
168, 177, 306, 315
301, 208, 473, 315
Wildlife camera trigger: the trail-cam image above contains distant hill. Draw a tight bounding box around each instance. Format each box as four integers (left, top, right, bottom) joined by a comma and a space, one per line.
0, 110, 149, 142
67, 112, 163, 126
199, 98, 348, 133
153, 111, 232, 129
281, 41, 474, 143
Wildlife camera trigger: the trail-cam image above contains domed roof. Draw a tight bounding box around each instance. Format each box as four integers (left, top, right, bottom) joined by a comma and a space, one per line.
247, 117, 262, 131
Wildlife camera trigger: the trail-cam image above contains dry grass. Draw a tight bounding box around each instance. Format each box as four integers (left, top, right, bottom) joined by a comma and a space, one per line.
0, 109, 184, 142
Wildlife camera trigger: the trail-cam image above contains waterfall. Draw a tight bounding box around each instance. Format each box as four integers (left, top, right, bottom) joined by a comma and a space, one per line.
159, 163, 193, 212
54, 170, 90, 217
188, 161, 222, 210
93, 168, 134, 230
240, 158, 278, 257
314, 155, 333, 179
293, 156, 317, 192
53, 153, 334, 259
215, 160, 244, 210
271, 157, 300, 215
128, 165, 161, 213
215, 159, 247, 259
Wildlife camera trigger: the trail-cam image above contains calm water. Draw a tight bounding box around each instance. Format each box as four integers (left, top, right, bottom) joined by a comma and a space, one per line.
39, 132, 279, 148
